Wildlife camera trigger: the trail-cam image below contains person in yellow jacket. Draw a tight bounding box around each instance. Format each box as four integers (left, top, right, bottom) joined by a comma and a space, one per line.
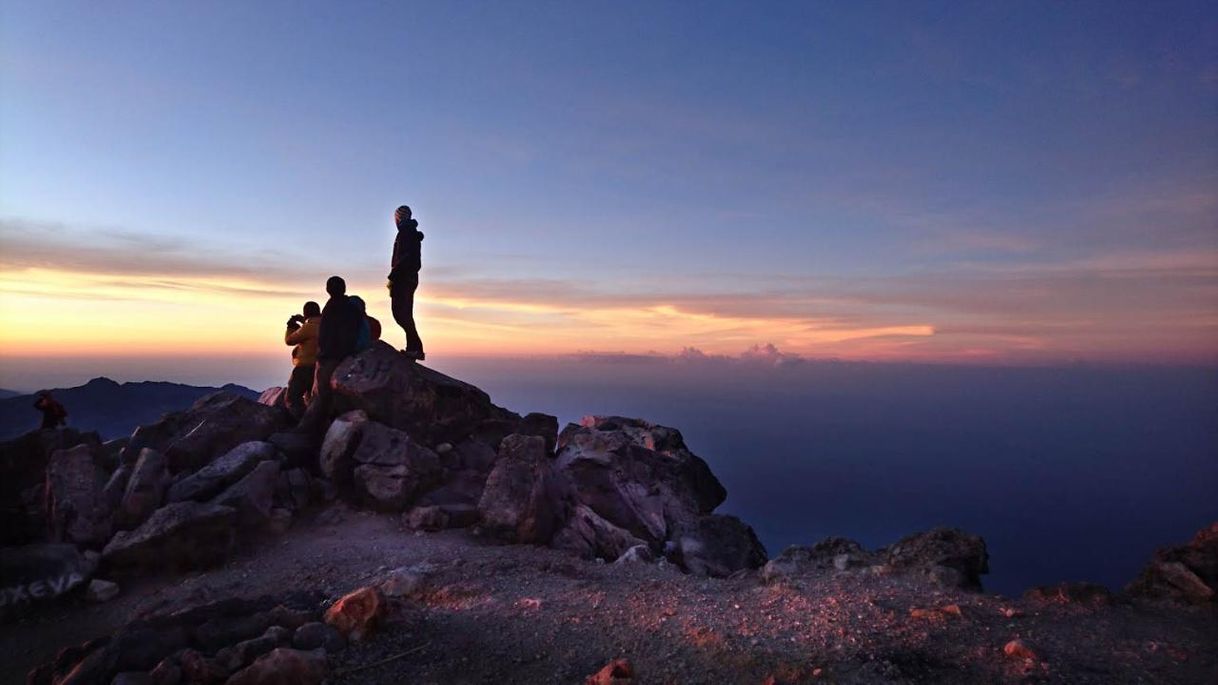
284, 301, 321, 418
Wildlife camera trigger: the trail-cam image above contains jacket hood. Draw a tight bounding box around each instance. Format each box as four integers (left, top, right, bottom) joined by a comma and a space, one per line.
397, 218, 419, 232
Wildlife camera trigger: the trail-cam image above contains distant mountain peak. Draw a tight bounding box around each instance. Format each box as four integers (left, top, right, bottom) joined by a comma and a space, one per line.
84, 377, 121, 388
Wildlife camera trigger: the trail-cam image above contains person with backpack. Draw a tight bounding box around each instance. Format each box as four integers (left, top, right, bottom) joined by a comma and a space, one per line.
348, 295, 382, 353
283, 300, 321, 418
299, 276, 362, 432
388, 205, 425, 360
33, 391, 67, 430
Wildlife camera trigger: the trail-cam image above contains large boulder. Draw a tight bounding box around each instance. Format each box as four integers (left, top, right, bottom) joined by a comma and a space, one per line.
671, 514, 768, 577
167, 441, 277, 503
551, 504, 648, 561
761, 537, 873, 581
226, 647, 327, 685
101, 501, 237, 571
1126, 522, 1218, 604
122, 392, 286, 473
46, 444, 113, 548
320, 413, 441, 510
115, 448, 170, 529
331, 342, 524, 445
477, 434, 565, 544
554, 416, 726, 546
886, 527, 989, 590
0, 543, 96, 619
0, 428, 102, 545
211, 460, 281, 527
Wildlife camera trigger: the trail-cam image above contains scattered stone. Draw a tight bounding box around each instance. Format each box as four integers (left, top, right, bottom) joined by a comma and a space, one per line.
585, 658, 634, 684
614, 544, 656, 564
101, 501, 237, 571
166, 441, 278, 503
379, 563, 436, 598
1003, 639, 1038, 661
324, 587, 385, 641
226, 647, 326, 685
86, 578, 119, 603
1024, 581, 1113, 607
292, 622, 345, 652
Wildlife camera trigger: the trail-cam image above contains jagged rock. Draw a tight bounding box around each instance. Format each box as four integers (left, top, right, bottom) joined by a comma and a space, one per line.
318, 410, 367, 483
122, 392, 286, 474
46, 443, 112, 547
324, 587, 385, 641
1126, 522, 1218, 604
552, 504, 648, 561
212, 460, 280, 527
478, 434, 564, 544
102, 463, 134, 511
116, 448, 171, 529
325, 420, 441, 511
331, 342, 524, 445
258, 386, 286, 409
177, 648, 229, 683
672, 514, 767, 577
0, 543, 95, 618
1, 430, 103, 544
886, 527, 989, 590
102, 437, 130, 464
292, 622, 345, 652
216, 626, 291, 673
555, 416, 725, 546
1024, 581, 1113, 606
520, 412, 559, 454
101, 501, 237, 571
226, 648, 326, 685
586, 658, 634, 685
274, 468, 313, 511
86, 578, 120, 603
415, 468, 486, 507
762, 538, 874, 581
167, 441, 277, 503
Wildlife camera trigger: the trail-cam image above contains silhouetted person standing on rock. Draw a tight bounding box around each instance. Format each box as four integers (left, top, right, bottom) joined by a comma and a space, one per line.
284, 300, 322, 418
388, 205, 425, 360
300, 276, 361, 432
33, 390, 67, 429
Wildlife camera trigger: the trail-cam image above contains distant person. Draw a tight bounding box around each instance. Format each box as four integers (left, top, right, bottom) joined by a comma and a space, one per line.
283, 301, 321, 418
300, 276, 362, 431
388, 205, 425, 360
33, 391, 67, 429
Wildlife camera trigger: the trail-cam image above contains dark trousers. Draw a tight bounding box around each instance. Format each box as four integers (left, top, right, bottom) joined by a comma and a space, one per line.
285, 363, 315, 418
298, 358, 341, 435
391, 273, 424, 354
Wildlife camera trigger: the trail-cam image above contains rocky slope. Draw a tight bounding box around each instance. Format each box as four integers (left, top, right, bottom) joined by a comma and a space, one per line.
0, 378, 259, 441
1, 342, 1215, 684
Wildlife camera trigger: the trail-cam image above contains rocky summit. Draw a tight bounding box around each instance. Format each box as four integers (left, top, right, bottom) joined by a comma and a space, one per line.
1, 342, 1216, 684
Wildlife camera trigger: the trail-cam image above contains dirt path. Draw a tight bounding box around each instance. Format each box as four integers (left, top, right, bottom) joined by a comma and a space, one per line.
3, 506, 1216, 684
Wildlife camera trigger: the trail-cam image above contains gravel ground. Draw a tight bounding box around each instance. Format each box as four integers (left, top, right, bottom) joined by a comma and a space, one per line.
3, 505, 1216, 684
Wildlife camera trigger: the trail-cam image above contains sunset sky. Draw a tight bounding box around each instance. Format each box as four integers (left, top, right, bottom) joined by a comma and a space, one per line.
2, 1, 1216, 389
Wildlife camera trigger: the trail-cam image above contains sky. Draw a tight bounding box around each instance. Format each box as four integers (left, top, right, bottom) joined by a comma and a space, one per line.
1, 1, 1216, 389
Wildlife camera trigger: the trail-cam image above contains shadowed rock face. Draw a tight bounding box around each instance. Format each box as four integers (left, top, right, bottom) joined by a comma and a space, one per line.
101, 501, 237, 572
478, 434, 565, 544
1126, 522, 1218, 604
123, 392, 287, 474
46, 444, 113, 548
0, 428, 103, 546
168, 441, 278, 504
886, 527, 990, 591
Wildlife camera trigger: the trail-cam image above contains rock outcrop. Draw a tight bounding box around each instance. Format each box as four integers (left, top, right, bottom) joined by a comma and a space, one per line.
122, 391, 286, 473
46, 444, 113, 548
1126, 522, 1218, 603
478, 434, 565, 543
115, 448, 170, 529
886, 527, 990, 590
167, 441, 278, 503
101, 501, 237, 571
